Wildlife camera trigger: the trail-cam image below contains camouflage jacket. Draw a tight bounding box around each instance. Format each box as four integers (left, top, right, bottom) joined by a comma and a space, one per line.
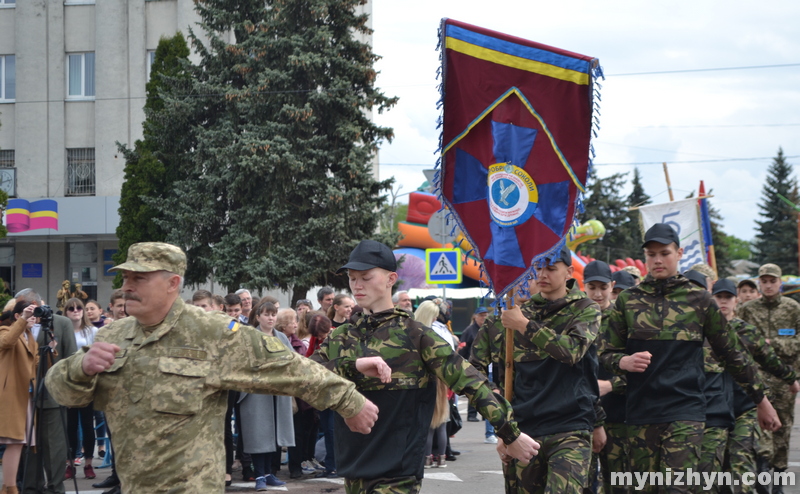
739, 294, 800, 364
311, 307, 520, 480
45, 298, 366, 494
511, 281, 602, 436
599, 274, 765, 425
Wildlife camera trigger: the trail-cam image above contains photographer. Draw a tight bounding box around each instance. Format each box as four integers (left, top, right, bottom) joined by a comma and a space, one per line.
15, 289, 77, 494
0, 302, 38, 494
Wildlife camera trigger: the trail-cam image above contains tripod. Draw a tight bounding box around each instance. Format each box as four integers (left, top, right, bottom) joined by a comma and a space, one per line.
20, 316, 79, 494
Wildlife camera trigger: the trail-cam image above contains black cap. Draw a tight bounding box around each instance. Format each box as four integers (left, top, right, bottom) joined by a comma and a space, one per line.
611, 270, 635, 290
712, 279, 737, 296
584, 260, 613, 284
684, 270, 708, 289
737, 279, 757, 290
337, 240, 397, 273
642, 223, 680, 248
548, 244, 572, 266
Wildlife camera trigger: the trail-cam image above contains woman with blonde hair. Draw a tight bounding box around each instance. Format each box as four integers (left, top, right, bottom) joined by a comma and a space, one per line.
0, 302, 37, 494
326, 294, 354, 328
414, 300, 456, 468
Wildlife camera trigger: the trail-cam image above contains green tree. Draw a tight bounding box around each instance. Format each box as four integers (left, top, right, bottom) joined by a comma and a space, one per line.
113, 33, 192, 287
153, 0, 398, 301
579, 170, 639, 262
752, 148, 799, 274
618, 167, 651, 255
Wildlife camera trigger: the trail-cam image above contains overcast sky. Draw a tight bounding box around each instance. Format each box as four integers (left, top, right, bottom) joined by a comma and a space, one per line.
370, 0, 800, 242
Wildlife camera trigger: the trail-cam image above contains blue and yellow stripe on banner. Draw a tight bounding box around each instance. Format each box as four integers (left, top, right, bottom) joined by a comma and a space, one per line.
445, 25, 591, 85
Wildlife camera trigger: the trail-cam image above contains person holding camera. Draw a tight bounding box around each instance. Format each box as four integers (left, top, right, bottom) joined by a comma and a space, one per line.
0, 302, 38, 494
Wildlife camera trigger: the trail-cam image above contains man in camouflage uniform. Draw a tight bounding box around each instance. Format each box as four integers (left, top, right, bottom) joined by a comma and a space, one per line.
45, 242, 381, 494
712, 279, 799, 494
494, 245, 603, 494
738, 263, 800, 493
311, 240, 539, 494
599, 224, 780, 494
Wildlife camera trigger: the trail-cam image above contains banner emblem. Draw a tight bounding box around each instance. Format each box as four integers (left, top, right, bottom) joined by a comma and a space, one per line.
488, 163, 538, 227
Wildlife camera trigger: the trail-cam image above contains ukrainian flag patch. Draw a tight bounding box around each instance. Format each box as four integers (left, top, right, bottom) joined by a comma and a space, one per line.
228, 320, 240, 332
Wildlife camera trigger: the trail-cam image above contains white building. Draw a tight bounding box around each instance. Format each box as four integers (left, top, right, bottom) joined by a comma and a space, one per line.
0, 0, 374, 307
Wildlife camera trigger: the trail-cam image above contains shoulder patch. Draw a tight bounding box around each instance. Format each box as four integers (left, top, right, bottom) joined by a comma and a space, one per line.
228, 320, 240, 332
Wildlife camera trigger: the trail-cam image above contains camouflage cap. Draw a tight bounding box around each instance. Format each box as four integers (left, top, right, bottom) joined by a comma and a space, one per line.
109, 242, 186, 277
758, 263, 782, 278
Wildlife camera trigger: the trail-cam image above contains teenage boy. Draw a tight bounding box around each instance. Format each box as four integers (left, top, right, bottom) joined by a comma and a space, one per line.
586, 260, 628, 494
312, 240, 538, 494
225, 294, 243, 320
109, 289, 127, 320
497, 245, 603, 493
610, 270, 635, 303
192, 289, 219, 312
737, 279, 760, 306
738, 264, 800, 489
599, 224, 780, 494
713, 279, 799, 494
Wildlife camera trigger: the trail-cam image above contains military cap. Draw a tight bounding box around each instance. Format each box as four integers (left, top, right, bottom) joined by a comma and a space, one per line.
622, 265, 642, 279
547, 243, 572, 266
684, 270, 708, 289
642, 223, 680, 248
338, 240, 397, 273
611, 270, 636, 290
712, 279, 737, 296
737, 279, 758, 290
584, 260, 613, 284
110, 242, 187, 277
758, 263, 782, 278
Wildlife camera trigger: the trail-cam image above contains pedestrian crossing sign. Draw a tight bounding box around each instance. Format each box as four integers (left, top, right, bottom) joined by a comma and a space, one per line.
425, 248, 462, 284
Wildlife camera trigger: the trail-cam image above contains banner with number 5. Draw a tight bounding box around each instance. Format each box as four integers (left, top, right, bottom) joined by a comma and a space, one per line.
638, 198, 706, 272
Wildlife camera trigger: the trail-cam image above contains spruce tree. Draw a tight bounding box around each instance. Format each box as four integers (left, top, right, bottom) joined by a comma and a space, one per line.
619, 167, 651, 255
113, 33, 192, 287
153, 0, 398, 299
752, 148, 799, 274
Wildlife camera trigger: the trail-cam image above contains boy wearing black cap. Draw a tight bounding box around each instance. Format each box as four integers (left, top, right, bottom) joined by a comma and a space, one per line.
599, 224, 780, 493
311, 240, 538, 493
610, 270, 635, 303
586, 260, 629, 494
498, 245, 603, 493
712, 279, 799, 493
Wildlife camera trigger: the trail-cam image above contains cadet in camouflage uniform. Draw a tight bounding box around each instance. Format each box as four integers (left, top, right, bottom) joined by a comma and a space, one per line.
496, 245, 603, 494
599, 224, 780, 494
712, 279, 799, 494
311, 240, 539, 494
45, 242, 381, 494
738, 263, 800, 491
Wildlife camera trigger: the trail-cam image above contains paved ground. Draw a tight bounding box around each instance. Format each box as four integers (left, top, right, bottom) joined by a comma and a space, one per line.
3, 397, 800, 493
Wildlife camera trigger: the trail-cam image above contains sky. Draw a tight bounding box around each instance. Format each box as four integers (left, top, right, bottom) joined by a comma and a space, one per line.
369, 0, 800, 241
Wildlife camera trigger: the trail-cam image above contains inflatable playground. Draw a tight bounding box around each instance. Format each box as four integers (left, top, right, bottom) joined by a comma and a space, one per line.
394, 191, 647, 291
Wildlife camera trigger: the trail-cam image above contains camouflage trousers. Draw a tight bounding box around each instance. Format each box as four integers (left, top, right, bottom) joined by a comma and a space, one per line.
628, 421, 703, 494
698, 426, 729, 494
721, 408, 758, 494
504, 430, 592, 494
598, 422, 631, 494
758, 376, 794, 469
344, 476, 421, 494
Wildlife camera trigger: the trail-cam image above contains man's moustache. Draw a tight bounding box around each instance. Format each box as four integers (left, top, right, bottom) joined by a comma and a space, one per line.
123, 294, 142, 302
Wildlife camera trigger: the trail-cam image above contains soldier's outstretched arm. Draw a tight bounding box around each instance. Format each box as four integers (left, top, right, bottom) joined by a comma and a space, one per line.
738, 320, 797, 384
215, 326, 367, 422
44, 341, 120, 408
598, 298, 631, 374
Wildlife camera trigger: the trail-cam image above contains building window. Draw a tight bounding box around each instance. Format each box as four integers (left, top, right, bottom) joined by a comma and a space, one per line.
65, 0, 95, 5
0, 55, 14, 102
0, 0, 15, 8
0, 150, 13, 168
67, 53, 95, 99
146, 50, 156, 81
66, 148, 95, 196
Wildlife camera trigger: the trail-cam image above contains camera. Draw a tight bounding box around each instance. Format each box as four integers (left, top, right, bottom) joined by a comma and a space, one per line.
33, 304, 54, 326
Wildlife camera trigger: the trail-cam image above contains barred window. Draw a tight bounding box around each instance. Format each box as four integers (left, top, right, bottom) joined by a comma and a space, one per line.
66, 148, 95, 196
0, 149, 13, 168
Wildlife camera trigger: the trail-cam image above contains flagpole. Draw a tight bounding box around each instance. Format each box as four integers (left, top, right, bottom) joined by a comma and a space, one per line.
504, 289, 515, 402
663, 162, 675, 202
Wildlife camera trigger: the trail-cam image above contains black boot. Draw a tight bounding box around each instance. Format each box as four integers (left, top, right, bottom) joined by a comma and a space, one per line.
772, 467, 786, 494
755, 455, 771, 494
93, 474, 120, 489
